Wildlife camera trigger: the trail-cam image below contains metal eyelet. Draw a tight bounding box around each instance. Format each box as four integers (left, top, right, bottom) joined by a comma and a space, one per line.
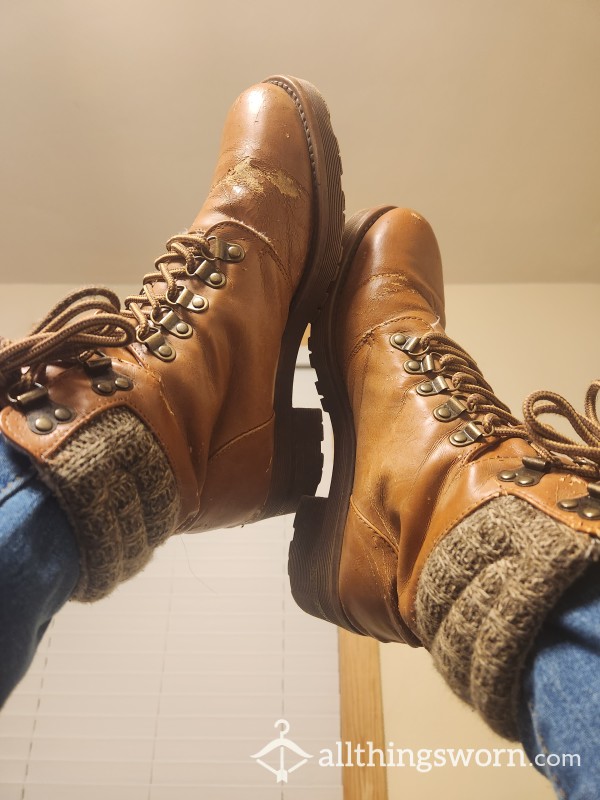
157, 309, 194, 339
497, 456, 552, 486
138, 329, 176, 362
82, 355, 134, 395
210, 236, 245, 263
404, 353, 439, 375
449, 421, 484, 447
433, 397, 468, 422
7, 382, 76, 435
390, 333, 423, 353
168, 286, 209, 313
404, 359, 424, 374
556, 482, 600, 520
416, 376, 450, 396
205, 271, 227, 288
187, 236, 244, 278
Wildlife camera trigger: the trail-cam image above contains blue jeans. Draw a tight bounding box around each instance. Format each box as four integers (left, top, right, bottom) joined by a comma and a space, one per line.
518, 562, 600, 799
0, 431, 599, 797
0, 434, 79, 703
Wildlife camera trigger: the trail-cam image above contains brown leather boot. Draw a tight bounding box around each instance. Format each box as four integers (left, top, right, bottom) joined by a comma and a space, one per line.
0, 75, 344, 602
291, 206, 600, 738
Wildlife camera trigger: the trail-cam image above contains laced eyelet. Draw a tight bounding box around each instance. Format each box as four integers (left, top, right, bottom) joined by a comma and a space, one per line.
7, 379, 42, 406
150, 306, 164, 325
390, 332, 431, 356
404, 353, 440, 375
185, 235, 244, 278
433, 397, 468, 422
165, 285, 181, 304
136, 327, 176, 362
158, 308, 193, 339
449, 420, 484, 447
167, 286, 209, 314
416, 376, 450, 396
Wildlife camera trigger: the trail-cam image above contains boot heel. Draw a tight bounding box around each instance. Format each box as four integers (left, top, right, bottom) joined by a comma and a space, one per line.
259, 406, 324, 520
289, 495, 329, 619
277, 406, 324, 516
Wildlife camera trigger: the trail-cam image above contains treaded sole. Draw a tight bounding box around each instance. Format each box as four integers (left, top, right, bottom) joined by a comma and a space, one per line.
256, 75, 345, 520
289, 206, 396, 629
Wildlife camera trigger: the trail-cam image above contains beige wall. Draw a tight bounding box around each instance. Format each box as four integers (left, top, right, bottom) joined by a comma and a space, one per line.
381, 282, 600, 800
1, 0, 600, 287
0, 284, 138, 341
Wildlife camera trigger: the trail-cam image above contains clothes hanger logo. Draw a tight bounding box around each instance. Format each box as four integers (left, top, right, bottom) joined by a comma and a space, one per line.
250, 719, 313, 783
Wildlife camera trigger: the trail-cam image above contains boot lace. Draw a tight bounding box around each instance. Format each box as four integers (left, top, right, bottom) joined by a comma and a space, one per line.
522, 381, 600, 479
0, 287, 135, 392
420, 330, 526, 436
0, 231, 227, 394
414, 331, 600, 480
122, 232, 216, 339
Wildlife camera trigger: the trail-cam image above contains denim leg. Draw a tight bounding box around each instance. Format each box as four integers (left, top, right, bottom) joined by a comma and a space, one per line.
518, 562, 600, 799
0, 434, 79, 704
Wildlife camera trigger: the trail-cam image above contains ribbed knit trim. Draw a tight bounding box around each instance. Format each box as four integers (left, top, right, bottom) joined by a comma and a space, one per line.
415, 495, 600, 740
38, 408, 179, 602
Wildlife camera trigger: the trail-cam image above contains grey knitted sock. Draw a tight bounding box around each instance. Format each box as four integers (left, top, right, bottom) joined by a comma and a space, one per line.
415, 495, 600, 740
37, 407, 179, 602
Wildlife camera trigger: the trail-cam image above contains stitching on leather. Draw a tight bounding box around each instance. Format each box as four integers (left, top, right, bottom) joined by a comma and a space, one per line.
349, 503, 391, 590
266, 79, 317, 192
371, 480, 398, 545
207, 218, 292, 289
345, 330, 374, 372
350, 495, 398, 553
350, 340, 371, 427
348, 501, 407, 637
207, 413, 275, 462
344, 313, 434, 371
370, 312, 434, 336
3, 371, 191, 513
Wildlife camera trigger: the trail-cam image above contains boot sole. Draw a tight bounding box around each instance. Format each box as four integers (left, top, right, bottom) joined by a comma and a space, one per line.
289, 206, 396, 629
257, 75, 345, 520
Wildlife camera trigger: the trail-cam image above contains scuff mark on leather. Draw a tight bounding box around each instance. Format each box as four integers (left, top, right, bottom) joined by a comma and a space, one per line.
217, 157, 302, 199
265, 167, 301, 198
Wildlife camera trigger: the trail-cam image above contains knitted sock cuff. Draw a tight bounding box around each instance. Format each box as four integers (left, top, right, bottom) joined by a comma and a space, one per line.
37, 407, 179, 602
415, 495, 600, 740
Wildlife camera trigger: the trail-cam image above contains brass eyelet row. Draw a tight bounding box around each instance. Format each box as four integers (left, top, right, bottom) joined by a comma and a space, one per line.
142, 237, 245, 363
5, 237, 245, 429
8, 353, 137, 435
390, 331, 479, 448
389, 334, 600, 512
497, 458, 600, 515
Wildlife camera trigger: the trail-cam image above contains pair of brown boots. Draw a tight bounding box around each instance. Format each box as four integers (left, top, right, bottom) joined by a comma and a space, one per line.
1, 75, 600, 739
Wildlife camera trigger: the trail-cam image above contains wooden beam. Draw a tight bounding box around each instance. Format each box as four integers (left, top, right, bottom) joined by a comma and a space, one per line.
339, 629, 388, 800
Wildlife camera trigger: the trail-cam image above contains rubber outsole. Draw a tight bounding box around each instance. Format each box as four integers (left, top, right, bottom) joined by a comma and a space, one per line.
289, 206, 396, 630
256, 75, 345, 521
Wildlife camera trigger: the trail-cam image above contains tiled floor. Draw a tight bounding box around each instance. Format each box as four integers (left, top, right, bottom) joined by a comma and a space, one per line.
0, 364, 342, 800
